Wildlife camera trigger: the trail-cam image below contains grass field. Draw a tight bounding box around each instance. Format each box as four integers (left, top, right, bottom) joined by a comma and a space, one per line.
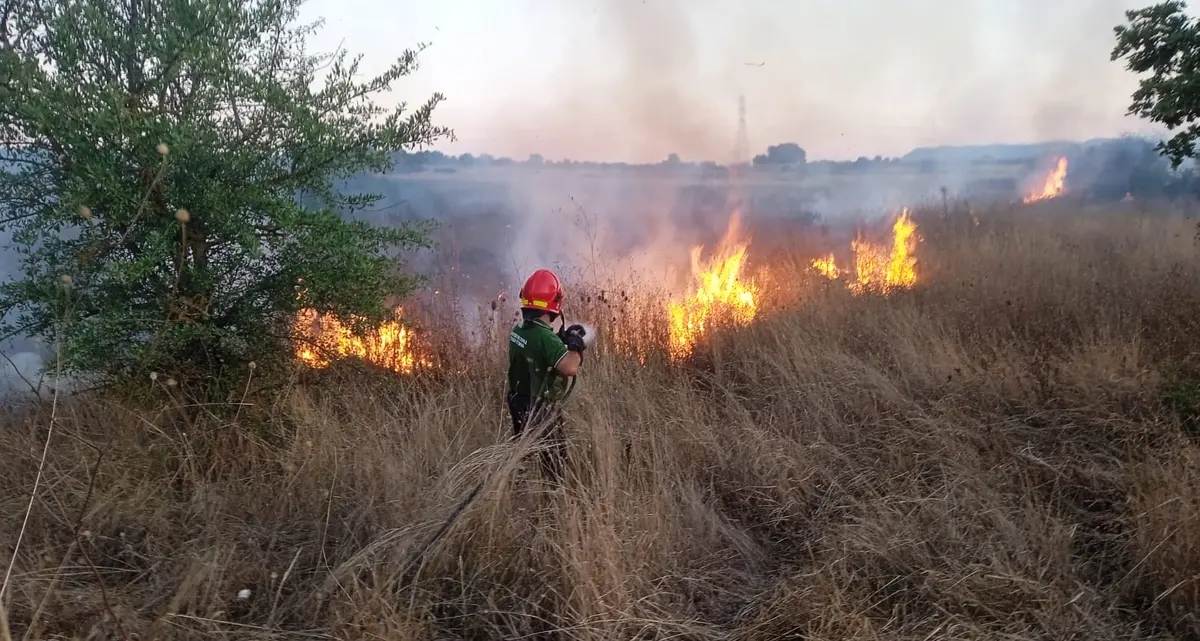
3, 201, 1200, 640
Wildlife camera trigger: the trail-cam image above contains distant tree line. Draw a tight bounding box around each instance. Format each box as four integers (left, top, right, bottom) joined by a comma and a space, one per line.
389, 136, 1200, 203
387, 143, 936, 180
391, 143, 817, 175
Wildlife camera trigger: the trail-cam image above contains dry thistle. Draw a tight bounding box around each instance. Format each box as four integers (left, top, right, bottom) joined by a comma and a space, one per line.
78, 205, 91, 219
175, 208, 190, 224
157, 142, 170, 156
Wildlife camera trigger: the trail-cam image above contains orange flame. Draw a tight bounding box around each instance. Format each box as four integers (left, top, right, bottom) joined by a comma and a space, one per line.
811, 253, 840, 279
812, 209, 919, 295
293, 306, 432, 374
1023, 156, 1068, 203
667, 212, 759, 359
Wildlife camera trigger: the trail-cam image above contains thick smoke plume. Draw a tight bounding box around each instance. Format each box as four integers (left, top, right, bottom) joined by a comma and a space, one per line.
466, 0, 1158, 163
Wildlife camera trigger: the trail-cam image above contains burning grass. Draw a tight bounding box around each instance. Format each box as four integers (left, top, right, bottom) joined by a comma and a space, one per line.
292, 306, 435, 375
1024, 156, 1070, 203
809, 207, 920, 295
4, 201, 1200, 640
667, 210, 759, 359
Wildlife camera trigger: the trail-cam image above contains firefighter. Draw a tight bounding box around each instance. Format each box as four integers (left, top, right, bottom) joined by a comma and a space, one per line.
507, 268, 587, 481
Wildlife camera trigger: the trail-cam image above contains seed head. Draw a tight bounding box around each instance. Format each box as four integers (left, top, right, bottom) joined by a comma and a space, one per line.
78, 205, 92, 219
59, 274, 72, 285
149, 372, 158, 381
157, 142, 170, 156
175, 208, 190, 223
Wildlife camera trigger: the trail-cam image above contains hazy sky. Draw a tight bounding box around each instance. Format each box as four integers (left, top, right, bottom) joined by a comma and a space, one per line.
297, 0, 1174, 163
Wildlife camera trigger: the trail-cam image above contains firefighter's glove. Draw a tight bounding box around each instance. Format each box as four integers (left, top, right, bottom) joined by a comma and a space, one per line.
563, 331, 587, 355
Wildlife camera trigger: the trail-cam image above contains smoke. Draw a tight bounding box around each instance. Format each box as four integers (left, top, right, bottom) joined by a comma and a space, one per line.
0, 351, 45, 391
357, 167, 722, 301
576, 322, 598, 350
464, 0, 1155, 163
0, 221, 48, 396
0, 200, 79, 399
2, 0, 1183, 376
351, 0, 1169, 306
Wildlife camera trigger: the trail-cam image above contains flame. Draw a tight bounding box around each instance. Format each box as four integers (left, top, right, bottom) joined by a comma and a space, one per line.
886, 209, 919, 289
812, 209, 919, 296
293, 306, 431, 374
811, 253, 840, 279
667, 212, 759, 359
1023, 156, 1068, 203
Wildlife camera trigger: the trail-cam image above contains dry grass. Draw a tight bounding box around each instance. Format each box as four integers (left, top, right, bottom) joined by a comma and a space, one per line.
4, 201, 1200, 640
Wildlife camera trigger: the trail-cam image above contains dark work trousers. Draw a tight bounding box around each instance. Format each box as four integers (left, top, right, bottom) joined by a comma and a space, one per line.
506, 392, 567, 482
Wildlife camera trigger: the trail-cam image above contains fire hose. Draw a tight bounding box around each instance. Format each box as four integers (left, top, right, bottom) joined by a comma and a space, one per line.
396, 319, 585, 589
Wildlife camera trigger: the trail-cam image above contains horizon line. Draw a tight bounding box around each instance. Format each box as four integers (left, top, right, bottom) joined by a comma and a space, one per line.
399, 133, 1155, 167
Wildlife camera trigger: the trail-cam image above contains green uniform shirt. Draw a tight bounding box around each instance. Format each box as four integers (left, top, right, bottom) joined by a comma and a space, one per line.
508, 319, 571, 402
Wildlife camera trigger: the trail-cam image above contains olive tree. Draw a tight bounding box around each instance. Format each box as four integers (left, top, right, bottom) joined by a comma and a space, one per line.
0, 0, 452, 384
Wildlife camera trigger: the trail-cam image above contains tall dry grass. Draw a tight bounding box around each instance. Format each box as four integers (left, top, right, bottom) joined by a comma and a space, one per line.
3, 201, 1200, 640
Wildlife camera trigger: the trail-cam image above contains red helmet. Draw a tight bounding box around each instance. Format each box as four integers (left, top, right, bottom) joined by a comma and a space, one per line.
519, 268, 565, 314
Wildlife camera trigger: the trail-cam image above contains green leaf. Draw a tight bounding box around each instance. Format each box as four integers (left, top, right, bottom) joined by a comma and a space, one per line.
1113, 1, 1200, 169
0, 0, 453, 387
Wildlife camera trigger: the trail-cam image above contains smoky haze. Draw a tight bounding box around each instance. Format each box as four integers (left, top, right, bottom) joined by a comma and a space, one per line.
466, 0, 1160, 163
0, 226, 46, 395
2, 0, 1188, 387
